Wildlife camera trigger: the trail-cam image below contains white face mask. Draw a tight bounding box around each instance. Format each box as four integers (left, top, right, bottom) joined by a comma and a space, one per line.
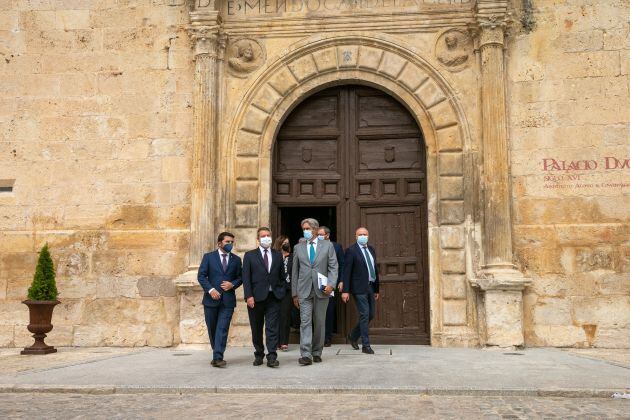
260, 236, 272, 248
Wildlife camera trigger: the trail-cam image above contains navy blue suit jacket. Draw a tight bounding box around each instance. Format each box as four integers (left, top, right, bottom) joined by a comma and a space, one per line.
342, 243, 379, 294
242, 248, 286, 302
197, 250, 242, 308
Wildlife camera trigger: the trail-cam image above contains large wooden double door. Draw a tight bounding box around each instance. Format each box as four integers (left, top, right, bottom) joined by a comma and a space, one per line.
272, 85, 430, 344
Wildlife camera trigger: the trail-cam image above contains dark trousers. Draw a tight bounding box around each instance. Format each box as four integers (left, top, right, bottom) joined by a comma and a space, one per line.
247, 294, 281, 360
203, 303, 234, 361
349, 285, 376, 347
278, 292, 292, 346
325, 295, 336, 341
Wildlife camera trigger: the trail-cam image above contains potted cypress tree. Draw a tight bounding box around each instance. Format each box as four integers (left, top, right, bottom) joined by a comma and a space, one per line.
21, 244, 60, 355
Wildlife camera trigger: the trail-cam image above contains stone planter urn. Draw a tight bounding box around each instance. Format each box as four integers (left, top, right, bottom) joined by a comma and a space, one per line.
21, 300, 59, 355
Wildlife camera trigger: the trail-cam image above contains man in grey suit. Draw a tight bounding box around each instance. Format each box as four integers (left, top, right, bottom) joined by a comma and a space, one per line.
292, 218, 338, 365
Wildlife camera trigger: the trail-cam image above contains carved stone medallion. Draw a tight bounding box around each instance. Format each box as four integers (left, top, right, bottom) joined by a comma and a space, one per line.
227, 38, 265, 77
435, 29, 472, 72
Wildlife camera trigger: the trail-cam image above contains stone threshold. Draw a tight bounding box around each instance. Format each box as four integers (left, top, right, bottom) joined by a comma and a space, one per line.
0, 384, 626, 399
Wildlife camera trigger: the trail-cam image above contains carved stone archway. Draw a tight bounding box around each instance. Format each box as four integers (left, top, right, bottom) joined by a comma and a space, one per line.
177, 1, 531, 348
219, 34, 479, 346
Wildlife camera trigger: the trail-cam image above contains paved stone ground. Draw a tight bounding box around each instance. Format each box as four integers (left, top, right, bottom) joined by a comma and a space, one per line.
1, 346, 628, 396
0, 392, 628, 419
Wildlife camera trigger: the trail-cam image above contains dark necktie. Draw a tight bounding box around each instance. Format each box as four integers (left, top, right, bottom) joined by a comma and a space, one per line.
363, 246, 376, 280
222, 253, 228, 272
263, 249, 269, 273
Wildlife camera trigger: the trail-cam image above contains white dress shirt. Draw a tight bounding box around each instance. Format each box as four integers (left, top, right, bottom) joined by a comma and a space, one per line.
360, 245, 376, 283
211, 248, 231, 295
259, 246, 272, 273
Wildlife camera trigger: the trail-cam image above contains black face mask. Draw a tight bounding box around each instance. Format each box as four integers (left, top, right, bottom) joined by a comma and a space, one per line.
281, 243, 290, 252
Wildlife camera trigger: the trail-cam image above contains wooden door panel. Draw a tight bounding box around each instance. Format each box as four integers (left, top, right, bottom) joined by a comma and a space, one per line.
361, 206, 425, 336
356, 93, 417, 128
276, 139, 339, 172
282, 95, 339, 129
358, 137, 423, 171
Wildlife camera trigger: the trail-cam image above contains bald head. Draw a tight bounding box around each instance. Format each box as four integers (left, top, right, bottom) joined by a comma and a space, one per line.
355, 227, 369, 236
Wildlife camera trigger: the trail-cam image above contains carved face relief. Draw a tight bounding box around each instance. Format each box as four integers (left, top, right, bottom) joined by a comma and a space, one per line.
435, 29, 471, 72
227, 38, 265, 78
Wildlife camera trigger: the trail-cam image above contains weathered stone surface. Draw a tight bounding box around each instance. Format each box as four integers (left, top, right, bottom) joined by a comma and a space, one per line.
0, 0, 628, 350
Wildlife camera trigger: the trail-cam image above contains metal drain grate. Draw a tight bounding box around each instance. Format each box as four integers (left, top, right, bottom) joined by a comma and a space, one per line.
503, 352, 524, 356
171, 353, 192, 356
336, 348, 392, 356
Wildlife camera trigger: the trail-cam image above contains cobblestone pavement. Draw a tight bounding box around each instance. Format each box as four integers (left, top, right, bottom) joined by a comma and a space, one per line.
0, 393, 628, 419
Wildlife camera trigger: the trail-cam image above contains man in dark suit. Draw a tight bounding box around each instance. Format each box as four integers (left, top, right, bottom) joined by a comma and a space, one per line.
197, 232, 242, 368
342, 227, 379, 354
317, 226, 344, 347
242, 227, 286, 367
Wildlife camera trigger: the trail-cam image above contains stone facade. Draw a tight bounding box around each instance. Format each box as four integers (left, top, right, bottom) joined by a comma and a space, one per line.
0, 0, 628, 348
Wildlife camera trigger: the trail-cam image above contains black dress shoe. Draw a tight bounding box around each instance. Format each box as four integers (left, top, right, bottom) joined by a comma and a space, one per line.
211, 359, 226, 368
267, 359, 279, 368
298, 357, 313, 366
313, 355, 322, 363
347, 334, 359, 350
324, 339, 332, 347
253, 357, 264, 366
362, 346, 375, 354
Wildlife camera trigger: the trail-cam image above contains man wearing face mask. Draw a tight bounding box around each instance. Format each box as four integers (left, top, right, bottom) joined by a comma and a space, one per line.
342, 227, 379, 355
292, 218, 338, 365
197, 232, 242, 368
317, 226, 344, 347
242, 227, 286, 367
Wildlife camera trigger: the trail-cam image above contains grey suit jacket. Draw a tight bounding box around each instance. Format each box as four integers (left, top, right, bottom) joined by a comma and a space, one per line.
291, 239, 339, 300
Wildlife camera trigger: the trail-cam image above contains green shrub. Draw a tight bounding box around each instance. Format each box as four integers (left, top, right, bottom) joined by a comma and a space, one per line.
27, 244, 58, 301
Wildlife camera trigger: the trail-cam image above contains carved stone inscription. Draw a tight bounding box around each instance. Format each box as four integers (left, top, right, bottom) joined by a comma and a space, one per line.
224, 0, 471, 17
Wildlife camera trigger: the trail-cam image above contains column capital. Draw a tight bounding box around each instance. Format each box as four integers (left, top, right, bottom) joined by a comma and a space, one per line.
187, 10, 226, 59
469, 5, 513, 49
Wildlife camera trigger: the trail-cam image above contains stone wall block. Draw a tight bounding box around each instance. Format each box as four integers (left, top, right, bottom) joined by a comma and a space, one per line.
312, 47, 337, 71
378, 52, 406, 79
357, 46, 383, 70
0, 325, 13, 347
397, 63, 428, 91
268, 66, 297, 95
235, 157, 259, 180
287, 54, 318, 82
416, 79, 446, 109
137, 276, 176, 297
439, 153, 463, 175
442, 300, 468, 326
241, 106, 269, 135
442, 274, 467, 299
440, 176, 464, 200
436, 125, 462, 151
439, 225, 465, 249
235, 180, 259, 203
235, 204, 258, 227
428, 100, 457, 129
441, 249, 466, 274
252, 84, 282, 113
439, 200, 465, 225
236, 130, 261, 157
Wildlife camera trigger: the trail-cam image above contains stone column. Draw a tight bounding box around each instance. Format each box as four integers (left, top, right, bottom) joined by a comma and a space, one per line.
175, 8, 226, 343
471, 11, 531, 347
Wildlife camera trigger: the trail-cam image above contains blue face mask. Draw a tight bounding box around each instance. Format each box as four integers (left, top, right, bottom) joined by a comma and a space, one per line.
223, 243, 233, 253
357, 235, 368, 246
303, 230, 313, 240
317, 235, 325, 241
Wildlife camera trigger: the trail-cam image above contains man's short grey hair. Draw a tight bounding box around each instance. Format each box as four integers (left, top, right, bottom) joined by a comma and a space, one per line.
301, 218, 319, 229
319, 225, 331, 235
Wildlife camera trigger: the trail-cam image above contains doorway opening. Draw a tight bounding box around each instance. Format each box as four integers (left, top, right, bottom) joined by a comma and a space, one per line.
276, 206, 337, 247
